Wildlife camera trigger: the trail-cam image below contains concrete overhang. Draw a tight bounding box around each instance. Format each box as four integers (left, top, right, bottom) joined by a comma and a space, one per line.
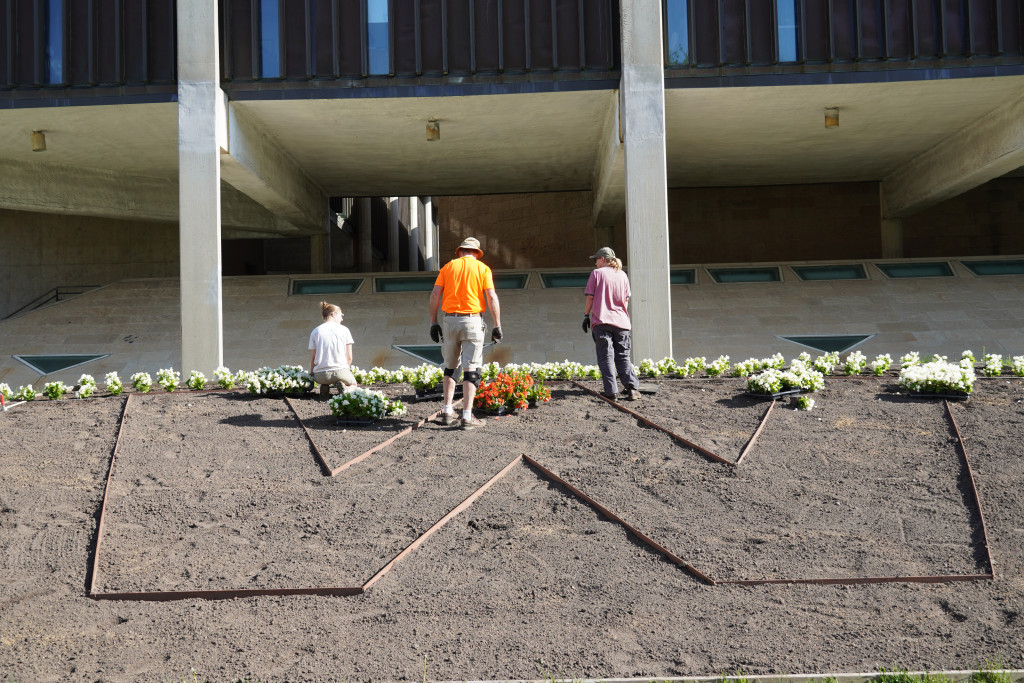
1, 74, 1023, 235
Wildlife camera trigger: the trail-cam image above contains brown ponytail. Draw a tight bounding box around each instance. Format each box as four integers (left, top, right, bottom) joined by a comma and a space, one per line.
321, 301, 341, 319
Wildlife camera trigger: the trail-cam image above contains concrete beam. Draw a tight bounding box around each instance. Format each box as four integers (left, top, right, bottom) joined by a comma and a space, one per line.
221, 101, 327, 232
591, 91, 625, 228
882, 91, 1024, 217
0, 158, 302, 234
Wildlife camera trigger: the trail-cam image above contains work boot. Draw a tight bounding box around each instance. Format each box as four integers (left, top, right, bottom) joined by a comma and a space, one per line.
461, 415, 488, 430
599, 392, 617, 400
319, 384, 331, 399
627, 388, 641, 401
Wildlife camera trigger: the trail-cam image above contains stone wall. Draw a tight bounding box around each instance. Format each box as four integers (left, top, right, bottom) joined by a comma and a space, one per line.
436, 191, 598, 269
902, 177, 1024, 257
0, 208, 179, 318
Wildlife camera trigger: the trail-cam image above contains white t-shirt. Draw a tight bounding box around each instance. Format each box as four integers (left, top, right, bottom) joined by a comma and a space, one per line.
308, 321, 354, 372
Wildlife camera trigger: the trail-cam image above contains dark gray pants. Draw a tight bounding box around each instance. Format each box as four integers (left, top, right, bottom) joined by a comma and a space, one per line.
592, 324, 639, 395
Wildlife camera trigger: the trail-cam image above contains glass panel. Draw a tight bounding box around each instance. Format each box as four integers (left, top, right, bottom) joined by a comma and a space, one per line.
367, 0, 390, 75
14, 354, 108, 375
961, 260, 1024, 276
493, 273, 529, 289
291, 279, 363, 295
791, 264, 867, 281
393, 345, 444, 365
670, 269, 695, 285
776, 0, 798, 62
779, 335, 871, 354
261, 0, 280, 78
539, 272, 591, 288
707, 267, 781, 283
875, 262, 954, 278
46, 0, 63, 84
375, 276, 436, 293
666, 0, 690, 65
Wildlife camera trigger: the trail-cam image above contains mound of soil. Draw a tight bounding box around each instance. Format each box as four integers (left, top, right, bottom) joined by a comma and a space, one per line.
1, 377, 1022, 681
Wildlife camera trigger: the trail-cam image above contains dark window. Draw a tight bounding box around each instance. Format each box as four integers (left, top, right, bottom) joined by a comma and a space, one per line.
791, 264, 867, 281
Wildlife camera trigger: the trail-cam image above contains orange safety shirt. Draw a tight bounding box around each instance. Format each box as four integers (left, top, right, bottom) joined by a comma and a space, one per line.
434, 256, 495, 314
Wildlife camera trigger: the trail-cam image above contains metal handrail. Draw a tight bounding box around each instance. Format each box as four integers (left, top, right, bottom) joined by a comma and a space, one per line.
3, 285, 101, 320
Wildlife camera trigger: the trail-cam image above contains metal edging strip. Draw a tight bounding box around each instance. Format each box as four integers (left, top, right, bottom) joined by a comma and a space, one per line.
362, 455, 524, 591
944, 399, 997, 577
521, 453, 716, 585
87, 393, 131, 598
569, 380, 736, 466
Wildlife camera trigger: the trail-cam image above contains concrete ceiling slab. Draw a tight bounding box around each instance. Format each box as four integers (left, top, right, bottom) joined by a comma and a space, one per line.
233, 89, 616, 196
0, 102, 178, 178
664, 75, 1024, 187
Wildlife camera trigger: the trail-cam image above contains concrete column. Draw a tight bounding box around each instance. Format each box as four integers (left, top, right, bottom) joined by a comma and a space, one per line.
408, 196, 420, 271
881, 218, 904, 258
310, 203, 331, 273
357, 197, 372, 272
310, 233, 329, 273
423, 195, 437, 270
387, 196, 400, 272
177, 0, 224, 374
620, 0, 672, 361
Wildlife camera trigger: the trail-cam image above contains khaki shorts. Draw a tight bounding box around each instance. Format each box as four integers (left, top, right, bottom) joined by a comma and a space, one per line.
441, 314, 485, 372
314, 368, 356, 387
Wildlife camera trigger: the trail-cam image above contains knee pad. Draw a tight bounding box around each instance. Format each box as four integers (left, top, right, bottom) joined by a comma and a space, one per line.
443, 367, 457, 378
463, 370, 482, 387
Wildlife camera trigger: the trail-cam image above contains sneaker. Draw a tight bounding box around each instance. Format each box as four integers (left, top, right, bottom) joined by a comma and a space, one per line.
440, 412, 457, 426
460, 415, 488, 430
627, 389, 641, 401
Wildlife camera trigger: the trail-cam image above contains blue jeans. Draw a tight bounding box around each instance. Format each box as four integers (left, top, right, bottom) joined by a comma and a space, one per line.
592, 324, 639, 395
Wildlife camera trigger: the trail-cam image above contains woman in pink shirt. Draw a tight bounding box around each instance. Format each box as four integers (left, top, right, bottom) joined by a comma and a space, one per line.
582, 247, 641, 401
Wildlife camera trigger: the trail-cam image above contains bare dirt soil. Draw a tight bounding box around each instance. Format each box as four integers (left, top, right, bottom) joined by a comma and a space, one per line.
1, 377, 1023, 682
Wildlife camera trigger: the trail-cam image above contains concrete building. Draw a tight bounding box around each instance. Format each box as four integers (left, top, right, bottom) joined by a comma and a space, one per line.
2, 0, 1024, 386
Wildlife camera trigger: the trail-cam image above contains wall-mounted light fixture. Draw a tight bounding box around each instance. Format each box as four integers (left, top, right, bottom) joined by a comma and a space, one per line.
824, 107, 839, 129
30, 130, 47, 151
426, 119, 440, 142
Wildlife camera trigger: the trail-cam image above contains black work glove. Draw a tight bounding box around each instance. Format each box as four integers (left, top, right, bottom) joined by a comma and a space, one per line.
429, 322, 443, 343
581, 314, 591, 334
491, 326, 503, 343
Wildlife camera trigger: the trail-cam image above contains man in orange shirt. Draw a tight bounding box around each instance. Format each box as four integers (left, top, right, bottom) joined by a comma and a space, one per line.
428, 236, 503, 430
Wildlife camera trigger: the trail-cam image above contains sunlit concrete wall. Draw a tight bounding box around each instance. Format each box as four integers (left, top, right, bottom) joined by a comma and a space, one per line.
0, 208, 179, 319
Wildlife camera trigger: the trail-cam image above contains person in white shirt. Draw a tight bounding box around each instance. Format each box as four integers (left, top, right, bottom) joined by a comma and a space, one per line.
309, 301, 357, 398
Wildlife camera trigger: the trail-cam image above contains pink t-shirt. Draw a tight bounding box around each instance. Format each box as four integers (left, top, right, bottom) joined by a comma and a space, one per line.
585, 266, 631, 330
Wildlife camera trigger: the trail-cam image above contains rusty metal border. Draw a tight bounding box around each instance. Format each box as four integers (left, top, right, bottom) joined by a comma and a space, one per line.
87, 393, 132, 598
944, 399, 996, 577
88, 386, 996, 600
714, 399, 995, 586
522, 454, 716, 585
285, 395, 446, 477
735, 401, 775, 466
363, 455, 524, 590
89, 392, 492, 601
570, 380, 737, 466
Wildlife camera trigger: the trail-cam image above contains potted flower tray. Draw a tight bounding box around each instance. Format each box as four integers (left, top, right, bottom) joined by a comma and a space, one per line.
335, 417, 380, 427
744, 388, 804, 401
